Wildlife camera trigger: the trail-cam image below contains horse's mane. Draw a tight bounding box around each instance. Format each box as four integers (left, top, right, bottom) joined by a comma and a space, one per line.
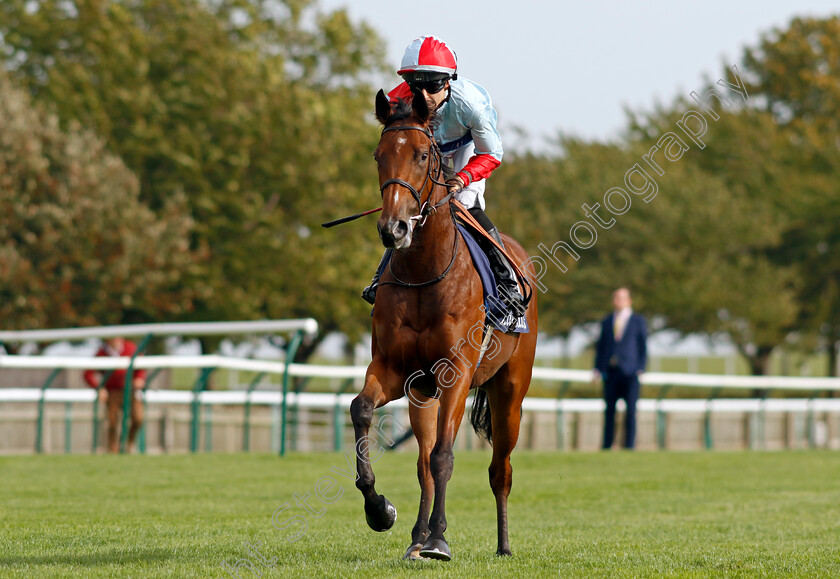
382, 99, 453, 180
383, 98, 415, 126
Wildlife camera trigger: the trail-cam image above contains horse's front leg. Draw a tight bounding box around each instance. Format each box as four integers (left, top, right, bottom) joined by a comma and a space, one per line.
403, 394, 438, 560
419, 380, 471, 561
350, 359, 401, 532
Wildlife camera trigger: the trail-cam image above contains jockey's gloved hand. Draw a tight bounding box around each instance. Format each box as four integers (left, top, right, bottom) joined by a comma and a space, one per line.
446, 176, 464, 195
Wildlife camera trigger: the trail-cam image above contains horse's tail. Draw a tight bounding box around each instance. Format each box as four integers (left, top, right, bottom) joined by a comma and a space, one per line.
470, 388, 493, 443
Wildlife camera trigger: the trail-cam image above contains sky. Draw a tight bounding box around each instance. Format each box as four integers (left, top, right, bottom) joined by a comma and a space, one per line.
320, 0, 839, 150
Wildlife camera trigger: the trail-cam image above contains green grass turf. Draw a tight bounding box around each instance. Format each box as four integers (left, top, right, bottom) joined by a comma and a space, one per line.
1, 451, 838, 578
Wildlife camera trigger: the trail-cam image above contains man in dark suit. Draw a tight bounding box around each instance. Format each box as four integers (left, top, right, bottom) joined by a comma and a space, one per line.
593, 287, 647, 449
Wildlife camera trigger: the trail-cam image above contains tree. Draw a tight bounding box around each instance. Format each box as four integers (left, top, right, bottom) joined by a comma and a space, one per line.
735, 15, 840, 375
489, 138, 639, 339
493, 94, 802, 377
741, 16, 840, 139
461, 15, 840, 380
0, 0, 389, 351
0, 70, 195, 331
620, 98, 805, 376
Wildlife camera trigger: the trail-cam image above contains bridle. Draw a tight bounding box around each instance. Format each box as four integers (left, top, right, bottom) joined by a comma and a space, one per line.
379, 125, 453, 229
377, 124, 460, 289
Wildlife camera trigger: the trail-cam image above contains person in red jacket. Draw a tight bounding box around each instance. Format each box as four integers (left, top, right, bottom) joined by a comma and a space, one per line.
84, 337, 146, 453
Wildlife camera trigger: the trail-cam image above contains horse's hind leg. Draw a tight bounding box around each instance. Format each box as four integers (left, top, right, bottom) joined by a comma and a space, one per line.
350, 360, 401, 533
486, 365, 530, 556
403, 395, 438, 560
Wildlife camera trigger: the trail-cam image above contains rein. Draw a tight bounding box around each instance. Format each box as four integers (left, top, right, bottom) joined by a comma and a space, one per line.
378, 124, 459, 290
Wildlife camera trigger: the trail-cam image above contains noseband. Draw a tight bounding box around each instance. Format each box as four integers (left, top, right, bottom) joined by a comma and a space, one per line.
379, 125, 452, 228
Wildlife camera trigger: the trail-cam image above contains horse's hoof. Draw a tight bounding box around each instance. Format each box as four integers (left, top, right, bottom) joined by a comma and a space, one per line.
365, 495, 397, 532
419, 538, 451, 561
496, 548, 512, 557
402, 543, 427, 560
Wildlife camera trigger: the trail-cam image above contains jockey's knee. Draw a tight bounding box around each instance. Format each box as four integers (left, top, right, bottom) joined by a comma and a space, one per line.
468, 207, 496, 232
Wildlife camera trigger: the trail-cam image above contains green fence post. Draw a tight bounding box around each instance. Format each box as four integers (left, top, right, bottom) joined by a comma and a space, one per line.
280, 330, 305, 457
204, 405, 213, 452
556, 381, 572, 450
270, 405, 281, 454
758, 389, 769, 450
138, 367, 162, 455
806, 389, 820, 449
64, 402, 73, 454
703, 387, 722, 450
120, 333, 153, 453
656, 385, 672, 450
35, 368, 62, 454
333, 378, 354, 451
91, 368, 116, 454
190, 367, 217, 453
243, 372, 267, 452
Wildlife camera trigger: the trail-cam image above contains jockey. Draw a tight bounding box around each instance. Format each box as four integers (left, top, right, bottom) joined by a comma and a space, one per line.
363, 35, 526, 317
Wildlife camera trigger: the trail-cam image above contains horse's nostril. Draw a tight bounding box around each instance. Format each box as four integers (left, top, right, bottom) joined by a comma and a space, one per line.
393, 220, 408, 239
378, 218, 409, 248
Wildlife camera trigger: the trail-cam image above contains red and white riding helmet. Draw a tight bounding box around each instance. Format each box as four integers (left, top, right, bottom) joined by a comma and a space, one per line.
397, 36, 458, 79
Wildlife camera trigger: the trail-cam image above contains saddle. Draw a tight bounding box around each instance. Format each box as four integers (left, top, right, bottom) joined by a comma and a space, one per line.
451, 201, 531, 334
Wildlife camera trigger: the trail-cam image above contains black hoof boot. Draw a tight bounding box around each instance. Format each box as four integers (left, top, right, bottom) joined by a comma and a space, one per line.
420, 538, 451, 561
365, 495, 397, 532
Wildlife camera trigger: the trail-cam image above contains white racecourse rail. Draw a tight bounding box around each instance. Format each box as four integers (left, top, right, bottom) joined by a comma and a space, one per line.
0, 319, 319, 343
0, 319, 319, 455
2, 355, 840, 415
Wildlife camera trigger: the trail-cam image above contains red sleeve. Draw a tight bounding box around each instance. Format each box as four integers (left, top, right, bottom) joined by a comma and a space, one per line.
84, 347, 105, 388
457, 154, 501, 186
387, 82, 413, 104
83, 369, 99, 388
123, 341, 147, 380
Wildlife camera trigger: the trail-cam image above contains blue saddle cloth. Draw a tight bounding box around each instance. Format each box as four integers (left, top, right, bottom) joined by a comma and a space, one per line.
456, 224, 529, 334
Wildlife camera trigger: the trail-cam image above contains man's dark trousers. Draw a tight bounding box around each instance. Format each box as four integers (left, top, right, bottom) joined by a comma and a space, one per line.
603, 367, 640, 449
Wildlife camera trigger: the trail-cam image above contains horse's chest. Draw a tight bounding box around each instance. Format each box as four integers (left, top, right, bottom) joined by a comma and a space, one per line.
373, 268, 482, 364
377, 313, 469, 367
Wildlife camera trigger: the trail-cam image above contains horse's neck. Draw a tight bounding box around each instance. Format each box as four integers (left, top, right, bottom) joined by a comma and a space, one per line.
390, 201, 457, 281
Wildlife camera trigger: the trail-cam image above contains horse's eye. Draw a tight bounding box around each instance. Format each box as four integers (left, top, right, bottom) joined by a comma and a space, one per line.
420, 151, 429, 162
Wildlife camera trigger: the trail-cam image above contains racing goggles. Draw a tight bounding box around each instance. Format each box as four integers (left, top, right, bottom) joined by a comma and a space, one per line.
407, 77, 449, 95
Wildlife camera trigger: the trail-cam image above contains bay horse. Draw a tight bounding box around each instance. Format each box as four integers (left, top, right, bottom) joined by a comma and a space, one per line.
349, 89, 538, 561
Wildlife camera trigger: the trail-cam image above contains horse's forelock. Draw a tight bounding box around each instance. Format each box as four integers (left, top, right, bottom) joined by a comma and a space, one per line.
383, 98, 437, 128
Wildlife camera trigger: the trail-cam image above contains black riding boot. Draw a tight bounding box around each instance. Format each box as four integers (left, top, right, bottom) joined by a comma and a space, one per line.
485, 228, 527, 318
362, 250, 392, 305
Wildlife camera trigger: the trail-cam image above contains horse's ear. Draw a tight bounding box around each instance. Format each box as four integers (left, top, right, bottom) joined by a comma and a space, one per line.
412, 90, 430, 123
375, 89, 391, 125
